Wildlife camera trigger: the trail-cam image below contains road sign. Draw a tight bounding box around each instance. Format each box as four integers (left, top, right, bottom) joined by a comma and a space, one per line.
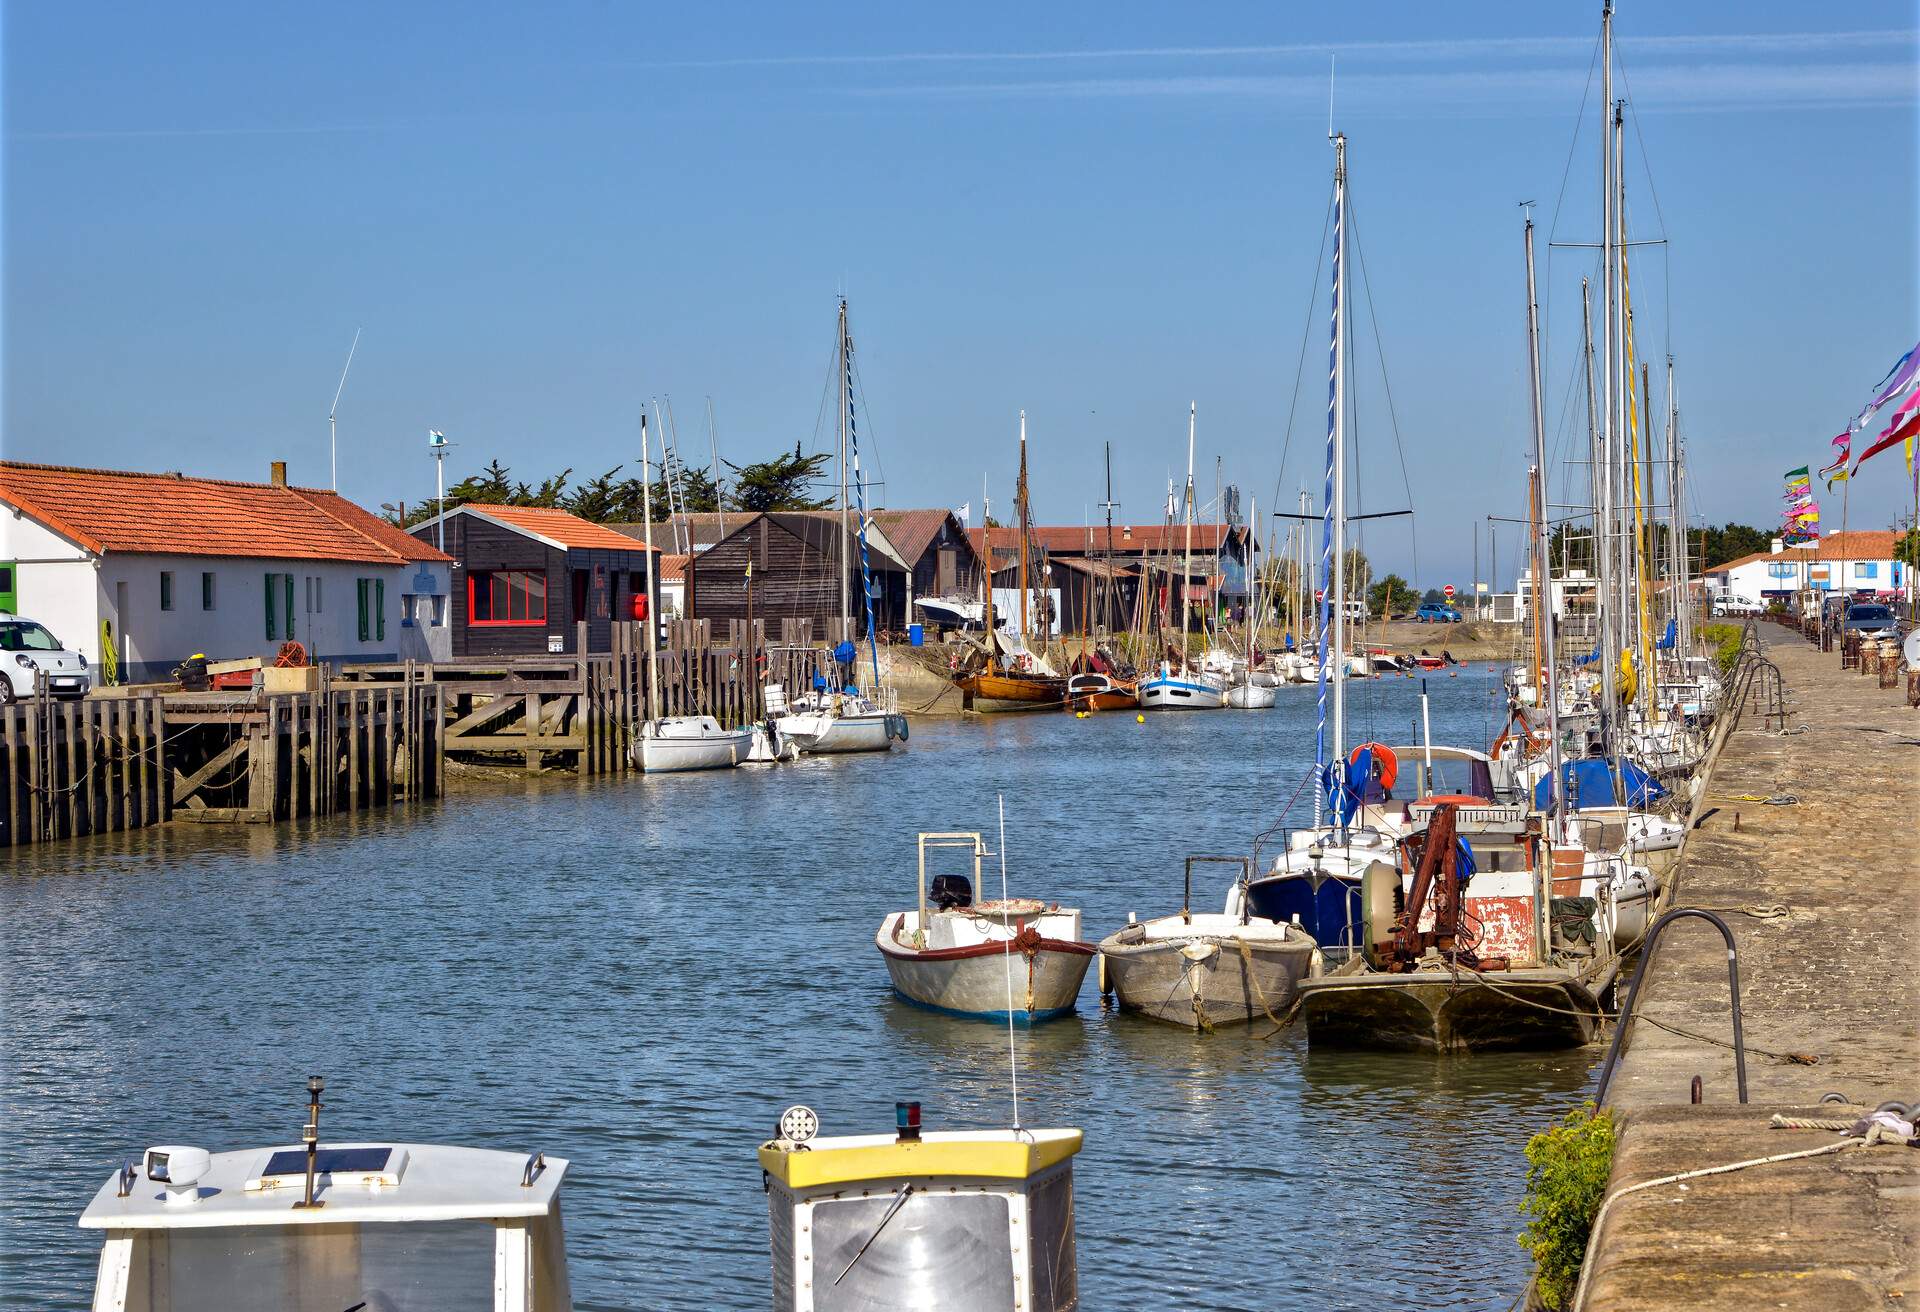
1443, 584, 1456, 599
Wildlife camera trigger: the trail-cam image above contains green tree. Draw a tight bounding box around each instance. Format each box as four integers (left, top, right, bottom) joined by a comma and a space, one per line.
1895, 526, 1918, 568
1422, 587, 1445, 606
726, 445, 833, 512
1368, 572, 1412, 618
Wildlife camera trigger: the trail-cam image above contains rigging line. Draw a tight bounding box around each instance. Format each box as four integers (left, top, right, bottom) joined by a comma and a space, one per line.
1614, 52, 1676, 366
846, 348, 888, 508
1543, 27, 1604, 383
1269, 184, 1337, 518
1346, 192, 1420, 593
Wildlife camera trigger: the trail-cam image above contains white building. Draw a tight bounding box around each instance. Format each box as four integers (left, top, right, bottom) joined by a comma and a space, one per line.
1703, 530, 1906, 605
0, 460, 453, 683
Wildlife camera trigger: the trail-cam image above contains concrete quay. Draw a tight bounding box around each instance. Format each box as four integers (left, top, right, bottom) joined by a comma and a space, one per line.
1580, 625, 1919, 1311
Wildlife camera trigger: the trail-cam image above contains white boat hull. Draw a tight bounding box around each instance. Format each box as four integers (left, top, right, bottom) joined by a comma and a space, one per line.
877, 911, 1093, 1023
784, 710, 900, 754
633, 719, 752, 772
1099, 914, 1315, 1029
1224, 682, 1277, 709
1138, 673, 1225, 711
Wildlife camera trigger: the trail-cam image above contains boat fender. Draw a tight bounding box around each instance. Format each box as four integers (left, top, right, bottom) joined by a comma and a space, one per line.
887, 714, 909, 742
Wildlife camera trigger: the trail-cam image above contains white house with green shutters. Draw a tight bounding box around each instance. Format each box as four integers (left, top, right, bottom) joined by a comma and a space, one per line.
0, 460, 452, 684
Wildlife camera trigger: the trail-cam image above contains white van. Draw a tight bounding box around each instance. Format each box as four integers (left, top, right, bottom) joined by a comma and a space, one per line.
0, 615, 92, 701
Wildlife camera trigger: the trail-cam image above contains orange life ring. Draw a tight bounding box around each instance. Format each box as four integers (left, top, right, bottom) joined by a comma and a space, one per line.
1349, 741, 1398, 791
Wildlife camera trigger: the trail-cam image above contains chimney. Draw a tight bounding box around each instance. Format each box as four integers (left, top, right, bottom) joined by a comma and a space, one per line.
1769, 537, 1783, 554
270, 461, 288, 488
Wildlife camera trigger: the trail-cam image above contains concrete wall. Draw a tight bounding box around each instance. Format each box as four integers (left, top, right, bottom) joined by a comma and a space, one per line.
0, 507, 102, 657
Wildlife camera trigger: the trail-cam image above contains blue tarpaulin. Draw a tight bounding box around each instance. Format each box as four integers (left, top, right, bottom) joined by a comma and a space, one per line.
1655, 617, 1677, 650
1573, 647, 1600, 666
1534, 758, 1667, 810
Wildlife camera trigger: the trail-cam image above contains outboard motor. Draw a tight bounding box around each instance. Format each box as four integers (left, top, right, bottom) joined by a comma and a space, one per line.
174, 653, 210, 692
929, 874, 974, 911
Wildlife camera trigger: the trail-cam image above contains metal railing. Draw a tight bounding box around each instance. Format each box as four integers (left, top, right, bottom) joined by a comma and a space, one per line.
1593, 907, 1749, 1105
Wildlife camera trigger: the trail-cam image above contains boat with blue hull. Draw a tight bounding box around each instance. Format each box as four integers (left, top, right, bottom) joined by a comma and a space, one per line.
1138, 663, 1226, 711
876, 832, 1094, 1024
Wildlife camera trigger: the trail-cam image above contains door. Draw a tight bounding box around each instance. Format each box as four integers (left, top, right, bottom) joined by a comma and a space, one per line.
571, 569, 589, 630
937, 547, 957, 595
0, 562, 15, 614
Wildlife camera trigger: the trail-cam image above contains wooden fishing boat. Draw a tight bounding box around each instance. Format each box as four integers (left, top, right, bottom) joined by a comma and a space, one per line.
959, 668, 1067, 710
1065, 671, 1137, 711
761, 1102, 1082, 1312
1099, 857, 1317, 1029
1292, 800, 1608, 1052
876, 832, 1094, 1023
81, 1075, 574, 1312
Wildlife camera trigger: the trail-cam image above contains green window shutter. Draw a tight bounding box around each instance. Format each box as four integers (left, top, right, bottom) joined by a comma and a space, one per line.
375, 578, 386, 641
284, 573, 295, 641
265, 573, 278, 641
357, 578, 370, 642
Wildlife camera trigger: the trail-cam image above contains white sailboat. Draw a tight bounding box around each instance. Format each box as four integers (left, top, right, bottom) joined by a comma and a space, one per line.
632, 410, 752, 773
1139, 402, 1227, 710
1224, 496, 1278, 708
781, 299, 907, 755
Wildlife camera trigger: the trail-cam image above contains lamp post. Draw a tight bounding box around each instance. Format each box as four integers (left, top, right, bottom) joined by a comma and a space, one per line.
429, 431, 453, 554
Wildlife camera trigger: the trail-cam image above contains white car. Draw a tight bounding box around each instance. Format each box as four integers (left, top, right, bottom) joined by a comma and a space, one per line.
0, 616, 92, 701
1711, 596, 1762, 617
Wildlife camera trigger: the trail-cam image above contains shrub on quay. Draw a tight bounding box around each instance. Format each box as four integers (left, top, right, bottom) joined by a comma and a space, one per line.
1517, 1103, 1616, 1311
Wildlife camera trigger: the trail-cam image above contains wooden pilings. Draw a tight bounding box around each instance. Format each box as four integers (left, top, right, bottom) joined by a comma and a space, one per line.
0, 675, 444, 848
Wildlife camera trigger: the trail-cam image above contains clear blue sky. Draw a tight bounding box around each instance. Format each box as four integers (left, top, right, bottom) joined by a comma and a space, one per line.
4, 3, 1915, 587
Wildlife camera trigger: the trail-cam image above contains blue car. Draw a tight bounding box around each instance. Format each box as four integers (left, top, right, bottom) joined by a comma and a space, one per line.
1415, 602, 1462, 623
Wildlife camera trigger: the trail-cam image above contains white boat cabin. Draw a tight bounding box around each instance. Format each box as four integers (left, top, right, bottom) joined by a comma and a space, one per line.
759, 1103, 1081, 1312
80, 1140, 571, 1312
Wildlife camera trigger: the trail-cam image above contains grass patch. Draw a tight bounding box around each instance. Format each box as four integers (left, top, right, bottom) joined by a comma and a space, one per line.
1518, 1103, 1617, 1311
1697, 623, 1743, 677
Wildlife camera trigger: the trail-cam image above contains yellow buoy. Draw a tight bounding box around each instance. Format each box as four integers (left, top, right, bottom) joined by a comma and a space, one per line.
1135, 713, 1146, 724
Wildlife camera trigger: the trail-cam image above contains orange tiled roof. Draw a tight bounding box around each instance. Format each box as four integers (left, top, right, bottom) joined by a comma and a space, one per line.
1707, 530, 1900, 574
463, 503, 660, 553
658, 553, 690, 583
0, 462, 451, 564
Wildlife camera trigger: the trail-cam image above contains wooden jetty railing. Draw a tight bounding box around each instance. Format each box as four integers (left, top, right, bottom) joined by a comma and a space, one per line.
343, 620, 832, 773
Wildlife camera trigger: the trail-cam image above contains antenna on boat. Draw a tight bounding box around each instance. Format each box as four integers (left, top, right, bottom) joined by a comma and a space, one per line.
328, 328, 361, 492
294, 1074, 325, 1209
1327, 55, 1336, 142
996, 793, 1022, 1132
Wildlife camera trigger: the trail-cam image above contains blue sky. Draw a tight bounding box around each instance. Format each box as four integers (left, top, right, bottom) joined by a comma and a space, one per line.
4, 3, 1915, 587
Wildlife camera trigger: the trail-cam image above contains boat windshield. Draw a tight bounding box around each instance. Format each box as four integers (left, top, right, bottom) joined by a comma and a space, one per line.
122, 1219, 496, 1312
1411, 756, 1494, 800
0, 621, 62, 652
812, 1191, 1013, 1311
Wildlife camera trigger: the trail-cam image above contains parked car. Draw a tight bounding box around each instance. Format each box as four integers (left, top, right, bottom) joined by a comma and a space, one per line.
1414, 602, 1462, 623
1710, 595, 1763, 617
0, 616, 92, 702
1841, 602, 1901, 640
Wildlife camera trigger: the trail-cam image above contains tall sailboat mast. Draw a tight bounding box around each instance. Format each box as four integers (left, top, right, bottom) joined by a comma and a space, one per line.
1181, 402, 1197, 647
1525, 213, 1563, 815
1017, 410, 1030, 644
1330, 133, 1350, 779
639, 412, 661, 725
837, 300, 852, 644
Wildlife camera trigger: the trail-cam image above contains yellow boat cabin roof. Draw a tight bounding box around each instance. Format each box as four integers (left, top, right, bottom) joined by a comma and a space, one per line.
758, 1128, 1082, 1190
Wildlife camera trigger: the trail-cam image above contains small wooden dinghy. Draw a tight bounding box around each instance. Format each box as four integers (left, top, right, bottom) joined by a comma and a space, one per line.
1065, 670, 1138, 711
760, 1101, 1082, 1312
1099, 856, 1317, 1029
80, 1075, 574, 1312
877, 832, 1094, 1023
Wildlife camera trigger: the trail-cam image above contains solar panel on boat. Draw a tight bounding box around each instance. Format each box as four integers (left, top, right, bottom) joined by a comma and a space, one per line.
260, 1146, 393, 1177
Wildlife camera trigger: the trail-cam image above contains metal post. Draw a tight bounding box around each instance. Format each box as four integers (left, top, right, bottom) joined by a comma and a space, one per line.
1593, 908, 1748, 1106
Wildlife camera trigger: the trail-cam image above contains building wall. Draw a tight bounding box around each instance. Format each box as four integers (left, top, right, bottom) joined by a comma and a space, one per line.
1717, 552, 1904, 601
689, 517, 907, 632
421, 513, 654, 657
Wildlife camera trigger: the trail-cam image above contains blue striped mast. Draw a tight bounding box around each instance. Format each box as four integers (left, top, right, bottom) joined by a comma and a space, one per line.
1315, 134, 1348, 827
841, 300, 881, 693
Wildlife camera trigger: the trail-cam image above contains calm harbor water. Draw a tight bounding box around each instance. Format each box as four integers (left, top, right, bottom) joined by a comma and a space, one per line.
1, 663, 1596, 1310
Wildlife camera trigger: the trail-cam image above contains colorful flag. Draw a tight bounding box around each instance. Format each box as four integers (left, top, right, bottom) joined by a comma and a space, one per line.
1850, 406, 1920, 475
1819, 431, 1850, 488
1852, 339, 1920, 431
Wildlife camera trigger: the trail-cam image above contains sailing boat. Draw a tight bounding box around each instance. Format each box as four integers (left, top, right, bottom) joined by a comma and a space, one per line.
632, 411, 754, 772
782, 299, 908, 754
956, 411, 1068, 711
1139, 403, 1226, 710
1225, 495, 1278, 708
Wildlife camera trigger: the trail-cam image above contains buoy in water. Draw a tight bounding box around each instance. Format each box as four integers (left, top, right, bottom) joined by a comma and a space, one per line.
1135, 713, 1145, 723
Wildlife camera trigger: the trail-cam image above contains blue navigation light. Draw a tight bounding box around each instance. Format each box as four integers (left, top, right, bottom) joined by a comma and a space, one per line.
895, 1101, 922, 1142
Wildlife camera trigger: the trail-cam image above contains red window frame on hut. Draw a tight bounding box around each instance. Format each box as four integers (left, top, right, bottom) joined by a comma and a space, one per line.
469, 569, 547, 626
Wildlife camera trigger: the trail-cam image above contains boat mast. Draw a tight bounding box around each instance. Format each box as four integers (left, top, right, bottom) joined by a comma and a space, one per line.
837, 300, 852, 647
1017, 410, 1030, 645
1525, 212, 1564, 817
1101, 442, 1119, 634
1584, 278, 1618, 756
1330, 133, 1350, 780
639, 412, 661, 726
1181, 402, 1197, 655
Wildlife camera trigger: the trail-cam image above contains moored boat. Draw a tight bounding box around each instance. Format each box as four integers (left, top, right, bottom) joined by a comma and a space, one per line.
633, 714, 752, 772
1138, 661, 1226, 710
877, 831, 1094, 1023
760, 1101, 1082, 1312
80, 1075, 573, 1312
1223, 678, 1277, 709
1099, 856, 1317, 1029
1065, 670, 1137, 711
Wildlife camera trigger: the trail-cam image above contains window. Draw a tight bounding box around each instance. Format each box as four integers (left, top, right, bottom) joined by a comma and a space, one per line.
159, 571, 174, 611
811, 1192, 1012, 1312
1855, 562, 1877, 580
469, 570, 547, 625
400, 594, 416, 628
201, 571, 216, 610
357, 578, 371, 642
375, 577, 386, 641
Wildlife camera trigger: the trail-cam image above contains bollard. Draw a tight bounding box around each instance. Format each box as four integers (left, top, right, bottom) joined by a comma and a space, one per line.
1691, 1075, 1703, 1104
